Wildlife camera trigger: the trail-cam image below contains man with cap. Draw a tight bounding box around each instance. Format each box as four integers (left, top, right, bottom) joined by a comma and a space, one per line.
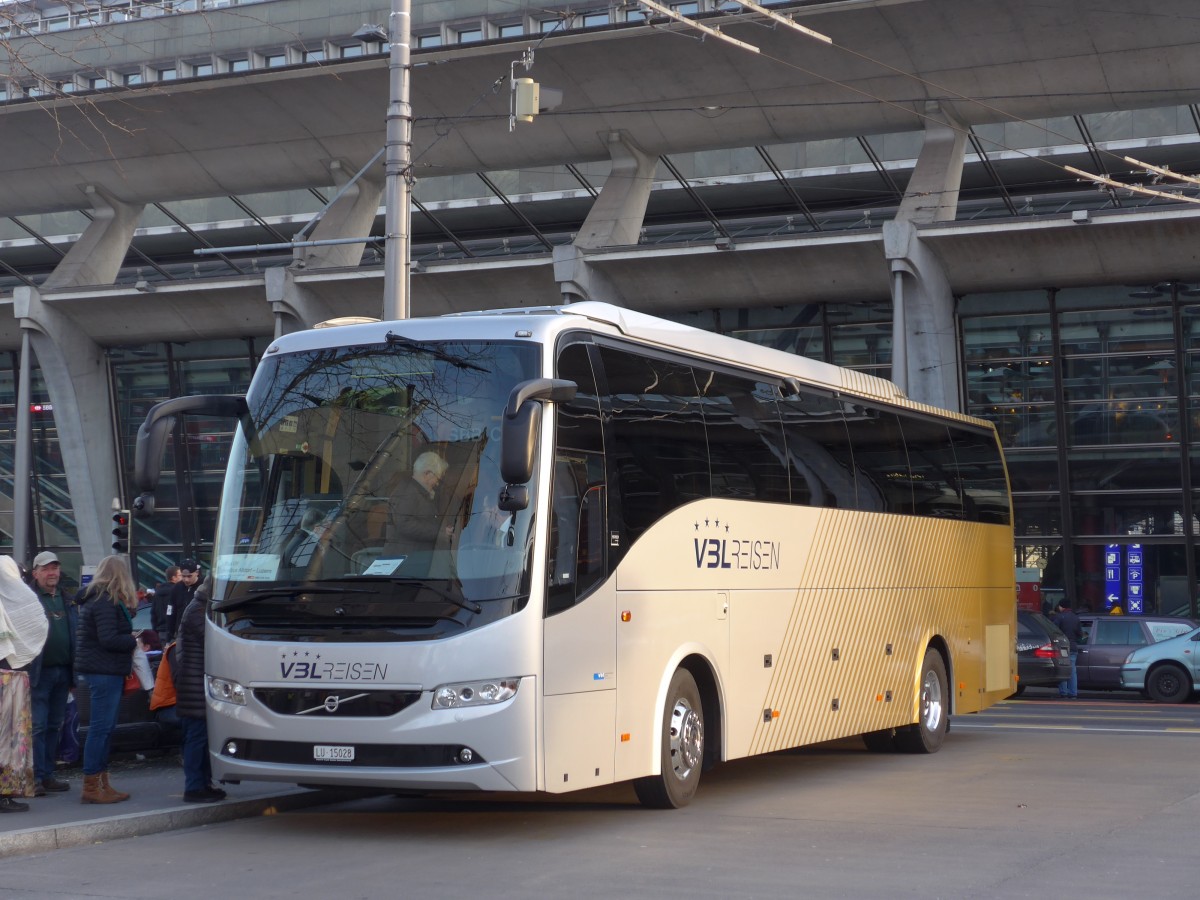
29, 550, 77, 796
162, 559, 200, 643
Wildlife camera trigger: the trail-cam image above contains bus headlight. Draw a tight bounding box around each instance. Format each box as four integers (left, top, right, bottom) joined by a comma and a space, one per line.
432, 677, 521, 709
207, 675, 247, 706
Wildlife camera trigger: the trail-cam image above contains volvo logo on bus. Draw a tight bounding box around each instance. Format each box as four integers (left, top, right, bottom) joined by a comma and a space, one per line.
324, 695, 340, 713
692, 518, 781, 570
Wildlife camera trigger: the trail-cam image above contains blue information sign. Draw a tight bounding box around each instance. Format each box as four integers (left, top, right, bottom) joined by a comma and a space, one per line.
1104, 544, 1122, 611
1126, 543, 1144, 614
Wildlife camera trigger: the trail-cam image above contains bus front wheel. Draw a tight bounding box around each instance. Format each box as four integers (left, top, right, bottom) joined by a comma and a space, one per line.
634, 668, 704, 809
894, 649, 949, 754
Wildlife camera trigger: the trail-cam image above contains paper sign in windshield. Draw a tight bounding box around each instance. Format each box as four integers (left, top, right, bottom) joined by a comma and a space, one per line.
217, 553, 281, 581
362, 557, 407, 576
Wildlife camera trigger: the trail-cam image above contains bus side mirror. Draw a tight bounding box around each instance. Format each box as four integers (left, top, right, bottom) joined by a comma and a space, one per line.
134, 394, 248, 518
499, 379, 577, 492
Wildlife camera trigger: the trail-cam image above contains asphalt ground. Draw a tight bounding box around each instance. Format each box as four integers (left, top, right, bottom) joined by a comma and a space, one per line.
0, 749, 361, 859
0, 685, 1154, 860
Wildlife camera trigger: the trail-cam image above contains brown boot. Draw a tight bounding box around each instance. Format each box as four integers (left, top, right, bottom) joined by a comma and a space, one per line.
81, 773, 119, 804
99, 772, 130, 802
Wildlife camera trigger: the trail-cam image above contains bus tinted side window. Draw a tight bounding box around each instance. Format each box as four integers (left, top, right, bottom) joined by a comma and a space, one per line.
949, 426, 1012, 525
777, 390, 857, 508
598, 346, 708, 544
697, 369, 790, 504
899, 416, 964, 520
549, 341, 608, 615
843, 402, 912, 514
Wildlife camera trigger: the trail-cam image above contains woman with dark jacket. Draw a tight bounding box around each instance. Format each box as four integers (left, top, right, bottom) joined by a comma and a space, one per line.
175, 576, 224, 803
75, 555, 138, 804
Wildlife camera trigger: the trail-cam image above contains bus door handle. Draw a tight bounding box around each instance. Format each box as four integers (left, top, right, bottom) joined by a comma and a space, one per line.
717, 592, 728, 621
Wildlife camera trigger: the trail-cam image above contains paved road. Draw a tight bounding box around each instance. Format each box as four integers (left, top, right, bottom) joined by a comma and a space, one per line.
5, 690, 1199, 899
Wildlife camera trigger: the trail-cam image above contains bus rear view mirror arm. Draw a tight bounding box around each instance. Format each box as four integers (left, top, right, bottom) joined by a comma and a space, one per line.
500, 378, 578, 494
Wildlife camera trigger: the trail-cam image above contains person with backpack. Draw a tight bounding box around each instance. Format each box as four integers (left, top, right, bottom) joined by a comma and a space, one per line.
174, 576, 224, 803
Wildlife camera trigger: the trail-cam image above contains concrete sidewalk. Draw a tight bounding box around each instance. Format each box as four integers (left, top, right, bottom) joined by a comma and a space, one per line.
0, 752, 357, 859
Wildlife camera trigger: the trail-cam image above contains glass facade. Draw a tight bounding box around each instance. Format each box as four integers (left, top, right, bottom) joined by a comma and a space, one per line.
961, 286, 1195, 618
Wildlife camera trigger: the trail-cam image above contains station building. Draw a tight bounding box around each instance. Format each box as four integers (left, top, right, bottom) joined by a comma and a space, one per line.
2, 0, 1200, 615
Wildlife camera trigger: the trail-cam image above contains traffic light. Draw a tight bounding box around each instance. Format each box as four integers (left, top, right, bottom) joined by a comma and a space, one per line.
111, 510, 130, 553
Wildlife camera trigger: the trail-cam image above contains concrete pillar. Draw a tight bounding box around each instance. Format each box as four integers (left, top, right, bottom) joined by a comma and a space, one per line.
896, 103, 968, 225
884, 220, 961, 411
555, 131, 658, 303
41, 185, 145, 290
295, 159, 385, 271
265, 267, 340, 335
12, 286, 121, 566
886, 103, 968, 409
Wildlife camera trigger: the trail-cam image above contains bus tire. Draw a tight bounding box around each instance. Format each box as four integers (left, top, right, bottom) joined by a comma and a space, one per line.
633, 668, 704, 809
894, 648, 949, 754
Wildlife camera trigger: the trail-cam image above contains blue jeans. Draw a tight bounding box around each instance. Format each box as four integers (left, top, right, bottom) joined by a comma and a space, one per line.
82, 674, 124, 776
1059, 651, 1079, 698
180, 716, 212, 794
31, 664, 72, 782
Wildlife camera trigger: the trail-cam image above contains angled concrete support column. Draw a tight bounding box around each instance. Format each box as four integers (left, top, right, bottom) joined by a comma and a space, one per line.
41, 185, 144, 290
883, 220, 961, 411
884, 104, 967, 409
295, 159, 385, 271
12, 286, 120, 566
557, 131, 658, 302
896, 102, 967, 225
265, 267, 339, 336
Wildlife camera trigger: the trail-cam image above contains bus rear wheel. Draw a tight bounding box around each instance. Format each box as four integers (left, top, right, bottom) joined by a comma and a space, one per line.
634, 668, 704, 809
894, 649, 949, 754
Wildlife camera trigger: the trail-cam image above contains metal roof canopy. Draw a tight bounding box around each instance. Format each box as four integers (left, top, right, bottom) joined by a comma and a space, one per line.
2, 0, 1200, 218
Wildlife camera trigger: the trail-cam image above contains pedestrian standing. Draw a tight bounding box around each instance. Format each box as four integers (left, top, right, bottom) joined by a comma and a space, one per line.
162, 560, 199, 643
150, 565, 181, 642
175, 576, 225, 803
75, 555, 138, 804
0, 556, 48, 813
1052, 600, 1084, 700
28, 551, 77, 796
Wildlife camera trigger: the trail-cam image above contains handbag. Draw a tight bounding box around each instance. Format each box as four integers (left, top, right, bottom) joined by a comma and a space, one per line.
130, 643, 155, 691
123, 670, 141, 695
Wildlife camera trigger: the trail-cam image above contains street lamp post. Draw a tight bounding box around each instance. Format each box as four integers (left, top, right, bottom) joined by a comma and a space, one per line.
382, 0, 412, 321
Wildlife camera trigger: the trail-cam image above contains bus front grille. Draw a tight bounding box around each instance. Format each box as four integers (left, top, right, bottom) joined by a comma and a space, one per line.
253, 688, 422, 717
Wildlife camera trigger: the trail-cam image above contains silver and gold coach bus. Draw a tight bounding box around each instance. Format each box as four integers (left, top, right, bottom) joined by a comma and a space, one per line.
134, 302, 1016, 808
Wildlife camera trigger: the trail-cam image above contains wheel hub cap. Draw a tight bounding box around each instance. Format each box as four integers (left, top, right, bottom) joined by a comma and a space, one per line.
921, 669, 944, 732
669, 698, 703, 779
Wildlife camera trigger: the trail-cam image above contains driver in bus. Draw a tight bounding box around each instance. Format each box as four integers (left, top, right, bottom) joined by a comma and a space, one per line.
381, 450, 455, 559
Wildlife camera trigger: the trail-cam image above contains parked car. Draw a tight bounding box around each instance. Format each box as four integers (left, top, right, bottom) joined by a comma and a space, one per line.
74, 603, 180, 752
1014, 610, 1071, 695
1075, 614, 1198, 691
1120, 625, 1200, 702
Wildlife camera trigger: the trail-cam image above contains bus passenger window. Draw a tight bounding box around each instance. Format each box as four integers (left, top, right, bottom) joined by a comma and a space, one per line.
777, 390, 856, 508
697, 369, 790, 504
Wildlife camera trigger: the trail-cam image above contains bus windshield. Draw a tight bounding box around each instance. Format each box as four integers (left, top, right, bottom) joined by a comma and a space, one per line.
211, 338, 541, 627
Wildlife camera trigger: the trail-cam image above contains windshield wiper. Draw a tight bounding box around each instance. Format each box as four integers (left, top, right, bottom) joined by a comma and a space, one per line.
383, 333, 487, 373
214, 583, 372, 613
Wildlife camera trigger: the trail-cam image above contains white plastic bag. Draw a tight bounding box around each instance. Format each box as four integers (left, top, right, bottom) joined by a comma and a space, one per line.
132, 644, 155, 691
